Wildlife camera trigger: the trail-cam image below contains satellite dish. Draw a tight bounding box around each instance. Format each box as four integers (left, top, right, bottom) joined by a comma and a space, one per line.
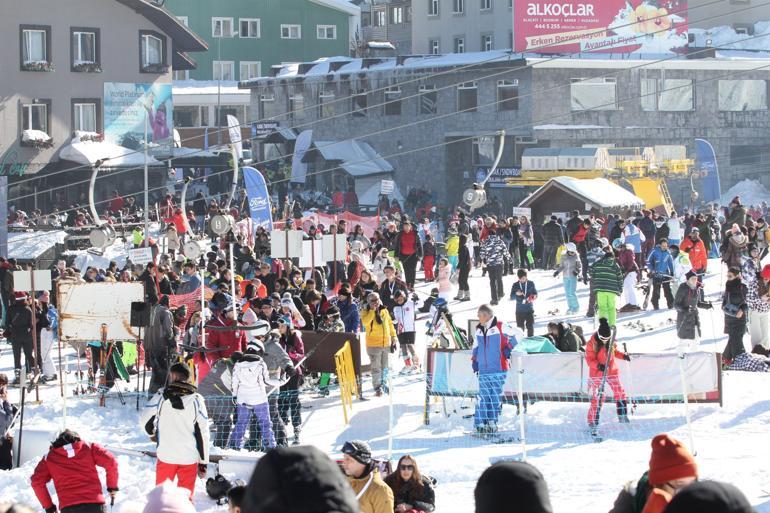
210, 214, 234, 236
89, 225, 116, 249
183, 240, 202, 260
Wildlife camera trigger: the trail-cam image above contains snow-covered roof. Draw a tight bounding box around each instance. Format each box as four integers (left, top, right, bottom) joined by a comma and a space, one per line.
59, 140, 164, 167
520, 177, 644, 210
22, 129, 52, 142
8, 231, 67, 261
172, 80, 246, 96
306, 140, 393, 176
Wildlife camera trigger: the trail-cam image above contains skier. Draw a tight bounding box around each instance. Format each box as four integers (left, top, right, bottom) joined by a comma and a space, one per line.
140, 363, 209, 498
721, 267, 748, 364
341, 440, 394, 513
392, 290, 419, 373
471, 304, 513, 434
673, 271, 713, 353
590, 242, 624, 326
553, 242, 582, 315
584, 238, 608, 318
585, 318, 630, 433
229, 340, 283, 450
31, 429, 119, 513
510, 268, 537, 337
608, 434, 697, 513
646, 239, 675, 310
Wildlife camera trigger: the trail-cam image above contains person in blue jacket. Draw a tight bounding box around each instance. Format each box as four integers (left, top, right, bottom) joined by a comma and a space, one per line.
509, 268, 538, 337
471, 304, 514, 435
646, 238, 675, 310
334, 287, 361, 333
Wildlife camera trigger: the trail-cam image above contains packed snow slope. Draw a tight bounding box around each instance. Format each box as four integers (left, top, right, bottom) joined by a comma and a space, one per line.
2, 259, 770, 512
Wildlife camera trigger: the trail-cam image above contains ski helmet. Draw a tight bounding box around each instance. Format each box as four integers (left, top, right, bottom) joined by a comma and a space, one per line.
611, 238, 624, 250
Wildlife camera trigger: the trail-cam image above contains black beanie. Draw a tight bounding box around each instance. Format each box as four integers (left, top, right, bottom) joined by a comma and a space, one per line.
598, 318, 612, 340
243, 446, 359, 513
169, 362, 191, 381
475, 461, 553, 513
664, 481, 756, 513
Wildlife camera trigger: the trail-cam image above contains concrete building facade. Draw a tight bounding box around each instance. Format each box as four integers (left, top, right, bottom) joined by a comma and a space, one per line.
359, 0, 413, 54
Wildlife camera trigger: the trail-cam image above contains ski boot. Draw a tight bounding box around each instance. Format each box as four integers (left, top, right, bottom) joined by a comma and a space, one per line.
292, 428, 301, 446
617, 400, 630, 423
12, 370, 20, 386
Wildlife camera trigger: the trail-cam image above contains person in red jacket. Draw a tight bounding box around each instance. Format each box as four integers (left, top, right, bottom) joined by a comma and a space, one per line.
205, 304, 247, 366
31, 429, 119, 513
679, 228, 707, 274
585, 318, 631, 433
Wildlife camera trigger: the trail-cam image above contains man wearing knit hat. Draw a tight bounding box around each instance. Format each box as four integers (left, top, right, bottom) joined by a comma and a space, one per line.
664, 480, 756, 513
475, 460, 553, 513
341, 440, 393, 513
609, 434, 697, 513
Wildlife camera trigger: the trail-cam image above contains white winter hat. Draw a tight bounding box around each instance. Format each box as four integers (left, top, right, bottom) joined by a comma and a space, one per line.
143, 481, 195, 513
565, 242, 577, 253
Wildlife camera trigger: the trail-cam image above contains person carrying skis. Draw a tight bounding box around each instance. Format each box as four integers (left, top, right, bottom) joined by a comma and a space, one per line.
646, 239, 675, 310
471, 304, 514, 434
553, 242, 582, 315
31, 429, 119, 513
140, 363, 209, 499
585, 318, 630, 433
673, 271, 713, 353
590, 241, 624, 326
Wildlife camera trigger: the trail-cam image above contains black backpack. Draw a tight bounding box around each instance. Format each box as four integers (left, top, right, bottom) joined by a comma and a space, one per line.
206, 474, 243, 504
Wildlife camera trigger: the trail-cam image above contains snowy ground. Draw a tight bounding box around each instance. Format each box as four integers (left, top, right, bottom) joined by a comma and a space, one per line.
2, 258, 770, 512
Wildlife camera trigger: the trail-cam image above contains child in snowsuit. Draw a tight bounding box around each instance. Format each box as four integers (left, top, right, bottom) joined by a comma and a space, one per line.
510, 268, 537, 337
229, 341, 283, 450
585, 318, 630, 432
392, 289, 419, 373
553, 242, 582, 314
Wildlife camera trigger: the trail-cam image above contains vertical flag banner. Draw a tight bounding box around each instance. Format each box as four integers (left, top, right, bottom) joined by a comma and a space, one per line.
243, 166, 274, 231
291, 130, 313, 184
226, 115, 243, 162
695, 138, 721, 203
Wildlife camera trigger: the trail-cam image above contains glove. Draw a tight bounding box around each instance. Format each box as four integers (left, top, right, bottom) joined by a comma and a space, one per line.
597, 363, 606, 372
553, 271, 559, 277
45, 507, 57, 513
197, 463, 208, 478
472, 360, 479, 373
572, 270, 579, 276
623, 353, 631, 362
390, 341, 398, 354
107, 488, 119, 499
284, 365, 296, 378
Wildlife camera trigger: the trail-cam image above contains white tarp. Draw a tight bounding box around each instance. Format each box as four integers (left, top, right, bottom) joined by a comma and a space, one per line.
58, 282, 144, 341
59, 140, 163, 167
429, 350, 720, 400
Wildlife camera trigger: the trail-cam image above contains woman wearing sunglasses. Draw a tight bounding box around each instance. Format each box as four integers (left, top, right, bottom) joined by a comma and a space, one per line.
384, 455, 435, 513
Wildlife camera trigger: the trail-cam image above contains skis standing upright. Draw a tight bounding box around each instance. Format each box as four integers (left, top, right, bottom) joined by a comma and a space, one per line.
591, 325, 618, 441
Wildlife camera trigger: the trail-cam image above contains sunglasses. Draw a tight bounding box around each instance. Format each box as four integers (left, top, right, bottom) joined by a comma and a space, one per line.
399, 464, 415, 471
342, 441, 359, 457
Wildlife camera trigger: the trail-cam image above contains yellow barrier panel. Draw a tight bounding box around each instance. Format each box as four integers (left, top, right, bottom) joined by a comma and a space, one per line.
335, 341, 359, 425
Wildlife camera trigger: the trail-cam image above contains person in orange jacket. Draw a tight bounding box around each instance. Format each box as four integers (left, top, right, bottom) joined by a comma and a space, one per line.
585, 318, 631, 432
680, 227, 708, 274
608, 434, 698, 513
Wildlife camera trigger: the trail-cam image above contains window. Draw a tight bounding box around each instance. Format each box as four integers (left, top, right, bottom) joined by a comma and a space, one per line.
289, 93, 305, 120
173, 106, 208, 127
213, 61, 234, 81
140, 31, 165, 71
72, 100, 99, 132
453, 0, 465, 13
719, 80, 767, 111
318, 88, 335, 118
641, 78, 693, 111
374, 10, 387, 27
20, 25, 50, 67
173, 70, 189, 80
429, 0, 439, 15
281, 24, 301, 39
454, 37, 465, 53
352, 91, 367, 117
497, 80, 519, 111
212, 17, 234, 38
176, 16, 189, 26
216, 105, 243, 126
71, 30, 97, 64
240, 18, 260, 38
482, 34, 493, 51
429, 39, 440, 54
391, 6, 404, 24
481, 0, 492, 10
458, 82, 477, 112
22, 102, 49, 132
384, 87, 402, 115
260, 94, 278, 119
317, 25, 337, 39
570, 77, 617, 111
240, 61, 261, 80
419, 85, 437, 114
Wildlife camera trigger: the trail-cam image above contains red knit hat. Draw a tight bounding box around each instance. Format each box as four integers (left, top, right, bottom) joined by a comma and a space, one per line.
648, 434, 698, 485
762, 265, 770, 280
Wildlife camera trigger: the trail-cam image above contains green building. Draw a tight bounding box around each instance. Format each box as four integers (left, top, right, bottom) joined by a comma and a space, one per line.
164, 0, 359, 81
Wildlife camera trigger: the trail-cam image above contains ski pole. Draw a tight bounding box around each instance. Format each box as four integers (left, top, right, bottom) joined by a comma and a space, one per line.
110, 495, 115, 513
622, 343, 637, 414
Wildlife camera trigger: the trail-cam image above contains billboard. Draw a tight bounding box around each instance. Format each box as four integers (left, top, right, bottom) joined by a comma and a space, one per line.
514, 0, 688, 54
104, 82, 173, 148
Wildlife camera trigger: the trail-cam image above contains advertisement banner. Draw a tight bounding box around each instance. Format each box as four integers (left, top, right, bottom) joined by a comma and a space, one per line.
514, 0, 688, 54
695, 138, 721, 203
103, 82, 173, 148
226, 114, 243, 161
243, 166, 274, 231
291, 130, 313, 184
